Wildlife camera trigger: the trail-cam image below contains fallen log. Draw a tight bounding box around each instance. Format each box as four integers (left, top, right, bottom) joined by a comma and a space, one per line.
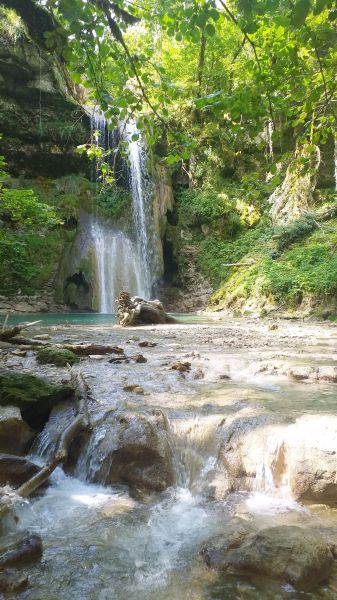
0, 321, 41, 342
222, 261, 256, 267
61, 343, 124, 356
117, 292, 178, 326
0, 370, 90, 518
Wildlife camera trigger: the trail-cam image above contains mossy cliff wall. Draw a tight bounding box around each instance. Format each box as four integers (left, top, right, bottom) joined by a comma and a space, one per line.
0, 14, 90, 178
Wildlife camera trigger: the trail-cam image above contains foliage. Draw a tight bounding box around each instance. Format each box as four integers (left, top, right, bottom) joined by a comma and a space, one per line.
0, 189, 60, 229
95, 185, 132, 220
272, 215, 318, 257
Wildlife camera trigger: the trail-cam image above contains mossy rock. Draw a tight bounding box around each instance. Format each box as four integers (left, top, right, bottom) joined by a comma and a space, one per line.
36, 347, 79, 367
0, 370, 74, 429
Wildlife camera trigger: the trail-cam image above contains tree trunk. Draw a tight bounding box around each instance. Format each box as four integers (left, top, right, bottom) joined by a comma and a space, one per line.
117, 292, 178, 326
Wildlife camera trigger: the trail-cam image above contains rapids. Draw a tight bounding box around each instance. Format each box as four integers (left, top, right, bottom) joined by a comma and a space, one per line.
1, 315, 337, 599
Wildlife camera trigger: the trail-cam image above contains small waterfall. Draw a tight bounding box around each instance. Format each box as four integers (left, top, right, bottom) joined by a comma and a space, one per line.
87, 110, 161, 313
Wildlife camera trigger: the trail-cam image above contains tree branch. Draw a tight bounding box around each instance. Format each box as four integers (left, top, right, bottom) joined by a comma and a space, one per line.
218, 0, 275, 128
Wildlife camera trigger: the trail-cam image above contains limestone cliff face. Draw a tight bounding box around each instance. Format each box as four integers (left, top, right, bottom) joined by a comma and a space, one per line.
0, 21, 90, 177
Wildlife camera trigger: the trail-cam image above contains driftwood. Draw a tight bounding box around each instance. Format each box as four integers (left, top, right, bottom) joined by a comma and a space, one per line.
0, 370, 89, 518
222, 261, 256, 267
61, 343, 124, 356
117, 292, 178, 326
0, 321, 41, 342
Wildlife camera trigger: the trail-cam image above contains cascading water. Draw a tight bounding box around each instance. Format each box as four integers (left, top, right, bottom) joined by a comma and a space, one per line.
125, 121, 159, 298
88, 110, 161, 313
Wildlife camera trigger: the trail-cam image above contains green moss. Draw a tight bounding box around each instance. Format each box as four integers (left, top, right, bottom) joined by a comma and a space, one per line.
95, 185, 132, 220
36, 347, 79, 367
0, 371, 74, 428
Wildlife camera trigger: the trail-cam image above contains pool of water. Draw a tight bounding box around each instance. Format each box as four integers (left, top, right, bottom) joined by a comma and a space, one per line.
0, 312, 215, 327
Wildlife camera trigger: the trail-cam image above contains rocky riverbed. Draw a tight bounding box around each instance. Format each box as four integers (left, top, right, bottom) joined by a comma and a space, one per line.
0, 315, 337, 598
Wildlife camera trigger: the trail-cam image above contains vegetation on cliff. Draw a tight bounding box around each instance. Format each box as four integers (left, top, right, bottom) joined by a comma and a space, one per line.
0, 0, 337, 313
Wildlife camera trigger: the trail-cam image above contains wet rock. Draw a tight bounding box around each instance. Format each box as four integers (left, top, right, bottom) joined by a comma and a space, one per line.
0, 406, 35, 455
36, 347, 79, 367
215, 410, 337, 505
287, 365, 337, 383
88, 354, 105, 361
193, 368, 205, 380
131, 354, 147, 363
203, 525, 334, 591
214, 409, 284, 496
201, 518, 254, 568
0, 454, 41, 488
79, 411, 174, 493
139, 341, 157, 348
287, 415, 337, 503
0, 533, 43, 568
0, 570, 29, 593
0, 370, 74, 429
33, 334, 51, 341
171, 361, 191, 373
11, 349, 27, 357
288, 366, 316, 381
123, 385, 144, 395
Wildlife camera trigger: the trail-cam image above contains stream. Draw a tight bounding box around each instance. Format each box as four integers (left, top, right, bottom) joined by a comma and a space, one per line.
1, 315, 337, 599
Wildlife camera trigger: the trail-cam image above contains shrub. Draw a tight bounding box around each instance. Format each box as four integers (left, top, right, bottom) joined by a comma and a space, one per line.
95, 185, 132, 220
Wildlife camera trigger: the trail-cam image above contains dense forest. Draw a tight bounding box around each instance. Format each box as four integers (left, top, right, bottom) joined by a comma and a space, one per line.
0, 0, 337, 316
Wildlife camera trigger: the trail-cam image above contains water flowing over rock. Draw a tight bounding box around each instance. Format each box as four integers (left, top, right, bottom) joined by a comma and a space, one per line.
75, 410, 174, 493
214, 408, 337, 505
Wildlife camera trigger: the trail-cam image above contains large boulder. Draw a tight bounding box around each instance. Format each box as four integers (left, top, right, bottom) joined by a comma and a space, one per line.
202, 524, 334, 591
0, 407, 34, 455
286, 415, 337, 503
213, 408, 286, 497
0, 533, 43, 569
215, 410, 337, 505
77, 410, 174, 493
0, 454, 41, 487
0, 371, 74, 429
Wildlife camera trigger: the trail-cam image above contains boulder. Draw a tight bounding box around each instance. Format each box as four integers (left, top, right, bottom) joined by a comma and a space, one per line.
0, 533, 43, 568
215, 410, 337, 505
0, 370, 74, 428
36, 347, 79, 367
0, 571, 28, 593
214, 408, 285, 497
201, 518, 254, 568
0, 454, 41, 488
203, 525, 334, 591
286, 415, 337, 503
0, 407, 34, 455
77, 411, 174, 493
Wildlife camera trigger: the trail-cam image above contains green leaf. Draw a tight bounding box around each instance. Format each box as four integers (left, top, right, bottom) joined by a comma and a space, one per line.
292, 0, 312, 27
205, 23, 216, 36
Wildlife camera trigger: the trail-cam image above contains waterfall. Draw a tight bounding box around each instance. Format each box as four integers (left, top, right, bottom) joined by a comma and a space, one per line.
125, 121, 158, 299
90, 221, 144, 313
87, 110, 161, 313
